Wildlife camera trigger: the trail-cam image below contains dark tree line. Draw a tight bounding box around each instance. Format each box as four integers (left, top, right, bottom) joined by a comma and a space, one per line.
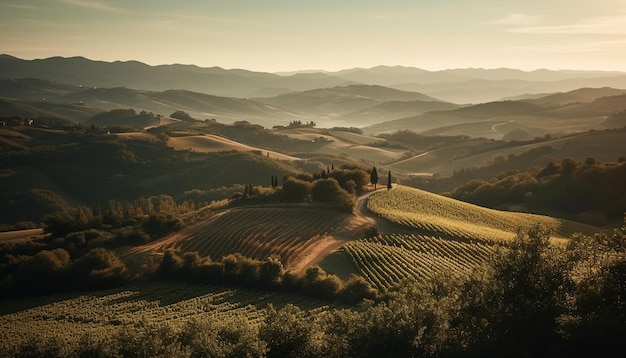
448, 157, 626, 225
156, 250, 377, 305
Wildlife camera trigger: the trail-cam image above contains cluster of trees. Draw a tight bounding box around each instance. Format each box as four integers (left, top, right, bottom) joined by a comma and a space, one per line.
449, 157, 626, 225
0, 195, 204, 297
231, 164, 373, 211
157, 251, 377, 304
43, 195, 193, 242
6, 225, 625, 357
279, 165, 371, 212
1, 246, 129, 296
286, 120, 316, 127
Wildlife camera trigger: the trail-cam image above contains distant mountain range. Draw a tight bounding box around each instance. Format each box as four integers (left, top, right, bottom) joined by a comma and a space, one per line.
2, 54, 626, 103
1, 55, 626, 137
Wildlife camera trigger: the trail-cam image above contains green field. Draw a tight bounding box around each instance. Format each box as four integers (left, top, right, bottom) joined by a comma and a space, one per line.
367, 185, 596, 243
342, 233, 494, 291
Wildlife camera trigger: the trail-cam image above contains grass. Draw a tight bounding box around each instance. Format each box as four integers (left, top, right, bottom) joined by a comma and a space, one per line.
167, 134, 298, 160
367, 185, 595, 243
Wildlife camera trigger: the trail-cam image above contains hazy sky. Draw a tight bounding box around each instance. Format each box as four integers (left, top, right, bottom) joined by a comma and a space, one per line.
2, 0, 626, 72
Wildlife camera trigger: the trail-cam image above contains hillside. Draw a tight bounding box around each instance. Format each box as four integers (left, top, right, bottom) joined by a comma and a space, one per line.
386, 127, 626, 177
121, 206, 352, 274
166, 134, 298, 160
332, 185, 598, 290
363, 88, 626, 138
254, 84, 456, 127
117, 184, 598, 292
0, 127, 306, 226
3, 76, 625, 138
323, 66, 626, 103
273, 127, 407, 163
0, 79, 302, 128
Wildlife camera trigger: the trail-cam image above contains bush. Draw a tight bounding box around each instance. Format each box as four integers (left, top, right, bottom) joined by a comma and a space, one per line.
260, 304, 314, 358
311, 178, 356, 212
282, 177, 311, 203
341, 274, 378, 304
72, 248, 129, 289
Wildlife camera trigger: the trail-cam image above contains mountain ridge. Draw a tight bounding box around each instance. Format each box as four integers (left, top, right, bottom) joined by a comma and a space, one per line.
3, 54, 626, 103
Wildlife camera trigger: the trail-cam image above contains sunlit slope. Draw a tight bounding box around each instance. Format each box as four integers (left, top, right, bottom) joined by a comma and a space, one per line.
337, 185, 597, 290
364, 90, 626, 139
388, 128, 626, 176
124, 206, 349, 271
342, 233, 494, 291
276, 127, 407, 162
368, 185, 595, 242
167, 134, 298, 160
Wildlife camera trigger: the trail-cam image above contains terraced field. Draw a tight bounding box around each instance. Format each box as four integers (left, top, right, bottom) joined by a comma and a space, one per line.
122, 206, 350, 270
332, 185, 598, 290
343, 233, 494, 291
367, 185, 595, 243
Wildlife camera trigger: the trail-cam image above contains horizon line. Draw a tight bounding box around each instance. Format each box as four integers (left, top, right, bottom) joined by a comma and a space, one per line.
2, 53, 625, 75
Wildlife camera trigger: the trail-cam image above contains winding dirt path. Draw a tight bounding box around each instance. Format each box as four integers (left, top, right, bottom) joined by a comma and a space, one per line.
288, 189, 388, 274
119, 190, 396, 275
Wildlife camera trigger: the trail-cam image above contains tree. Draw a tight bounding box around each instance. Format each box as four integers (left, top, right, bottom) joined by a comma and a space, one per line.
453, 227, 571, 356
387, 170, 392, 190
281, 177, 311, 203
260, 304, 313, 358
311, 178, 356, 212
170, 110, 195, 121
341, 274, 378, 304
260, 255, 283, 287
371, 167, 379, 190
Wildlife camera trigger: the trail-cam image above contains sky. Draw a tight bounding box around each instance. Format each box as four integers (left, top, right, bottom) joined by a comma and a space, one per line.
1, 0, 626, 73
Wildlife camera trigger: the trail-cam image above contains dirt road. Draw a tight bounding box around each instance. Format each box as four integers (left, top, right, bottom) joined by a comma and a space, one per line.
289, 189, 385, 274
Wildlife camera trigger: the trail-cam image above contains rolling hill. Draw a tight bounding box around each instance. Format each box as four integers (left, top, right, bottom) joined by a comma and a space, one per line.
0, 79, 306, 128
116, 184, 598, 292
363, 87, 626, 139
167, 134, 298, 160
303, 65, 626, 103
0, 126, 308, 224
255, 84, 459, 127
385, 128, 626, 177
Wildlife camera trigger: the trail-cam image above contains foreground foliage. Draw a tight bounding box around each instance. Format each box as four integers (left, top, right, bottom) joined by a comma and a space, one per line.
2, 224, 624, 357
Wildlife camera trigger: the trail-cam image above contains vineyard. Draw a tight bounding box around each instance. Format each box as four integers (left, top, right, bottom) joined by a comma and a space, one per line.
367, 185, 595, 243
122, 206, 349, 270
0, 282, 330, 353
342, 234, 495, 291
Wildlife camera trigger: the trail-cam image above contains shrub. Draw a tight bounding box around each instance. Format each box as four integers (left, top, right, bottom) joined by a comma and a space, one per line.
72, 248, 129, 289
341, 274, 378, 304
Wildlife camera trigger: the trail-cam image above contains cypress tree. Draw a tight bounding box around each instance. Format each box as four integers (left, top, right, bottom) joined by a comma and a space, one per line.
371, 167, 379, 190
387, 170, 392, 190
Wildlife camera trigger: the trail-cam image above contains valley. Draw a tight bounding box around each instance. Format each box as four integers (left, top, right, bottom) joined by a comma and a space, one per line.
1, 55, 625, 357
